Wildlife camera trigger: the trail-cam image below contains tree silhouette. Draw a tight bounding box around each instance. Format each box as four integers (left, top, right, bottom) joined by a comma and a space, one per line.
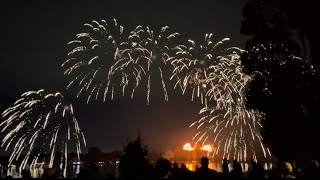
241, 0, 320, 72
241, 43, 320, 161
240, 0, 320, 162
119, 132, 149, 178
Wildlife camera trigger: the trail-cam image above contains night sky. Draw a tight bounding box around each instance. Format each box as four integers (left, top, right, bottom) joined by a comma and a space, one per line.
0, 0, 248, 154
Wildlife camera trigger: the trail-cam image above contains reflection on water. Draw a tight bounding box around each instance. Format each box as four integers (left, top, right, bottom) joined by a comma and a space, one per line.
2, 161, 273, 178
178, 161, 273, 172
183, 162, 216, 172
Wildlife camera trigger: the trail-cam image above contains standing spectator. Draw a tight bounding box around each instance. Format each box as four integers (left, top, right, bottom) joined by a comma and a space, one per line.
180, 164, 193, 177
195, 157, 219, 177
170, 162, 180, 178
304, 160, 320, 177
155, 159, 172, 178
21, 169, 32, 178
222, 158, 230, 176
230, 160, 246, 178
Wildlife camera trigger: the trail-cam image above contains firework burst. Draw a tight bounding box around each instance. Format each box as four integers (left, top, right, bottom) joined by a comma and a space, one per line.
0, 89, 86, 175
62, 19, 126, 103
190, 106, 271, 162
62, 19, 274, 162
120, 25, 180, 105
170, 34, 245, 106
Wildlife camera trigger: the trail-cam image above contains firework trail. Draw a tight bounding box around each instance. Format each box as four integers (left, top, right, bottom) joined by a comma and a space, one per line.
121, 25, 180, 105
190, 106, 271, 162
62, 19, 127, 103
0, 89, 86, 176
170, 34, 245, 106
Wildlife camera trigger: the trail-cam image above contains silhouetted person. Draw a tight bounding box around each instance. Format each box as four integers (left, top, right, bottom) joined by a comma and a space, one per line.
250, 158, 257, 172
291, 161, 302, 178
56, 168, 64, 178
76, 169, 90, 178
21, 169, 32, 178
155, 159, 172, 178
230, 160, 245, 178
222, 158, 229, 176
145, 163, 155, 177
170, 162, 180, 178
42, 168, 57, 178
256, 161, 266, 178
180, 164, 193, 177
304, 160, 320, 177
248, 159, 257, 178
195, 157, 219, 177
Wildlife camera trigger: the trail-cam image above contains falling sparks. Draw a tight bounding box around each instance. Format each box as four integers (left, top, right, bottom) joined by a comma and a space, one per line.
191, 107, 270, 162
171, 35, 269, 162
0, 89, 86, 175
63, 19, 181, 105
170, 34, 245, 106
61, 19, 274, 162
63, 19, 127, 103
121, 25, 180, 104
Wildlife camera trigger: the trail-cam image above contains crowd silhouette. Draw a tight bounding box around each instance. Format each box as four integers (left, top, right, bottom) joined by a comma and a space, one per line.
145, 157, 320, 178
1, 156, 320, 178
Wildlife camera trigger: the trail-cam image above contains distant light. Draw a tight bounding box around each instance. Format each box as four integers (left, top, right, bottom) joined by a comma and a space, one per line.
183, 143, 195, 151
98, 162, 105, 166
201, 84, 207, 89
200, 144, 213, 152
152, 54, 157, 60
64, 105, 70, 111
73, 161, 81, 165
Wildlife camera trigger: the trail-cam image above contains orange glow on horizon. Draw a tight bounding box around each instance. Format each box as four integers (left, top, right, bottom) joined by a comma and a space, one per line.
183, 143, 214, 152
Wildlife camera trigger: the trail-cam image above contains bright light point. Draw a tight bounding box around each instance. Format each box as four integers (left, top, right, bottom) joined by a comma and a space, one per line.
64, 106, 70, 111
132, 42, 137, 47
183, 143, 194, 151
201, 84, 207, 89
201, 144, 213, 152
115, 52, 122, 59
152, 54, 157, 60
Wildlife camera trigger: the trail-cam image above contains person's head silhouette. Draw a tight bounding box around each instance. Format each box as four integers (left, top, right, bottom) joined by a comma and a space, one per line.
155, 159, 172, 178
201, 157, 209, 168
173, 162, 179, 169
